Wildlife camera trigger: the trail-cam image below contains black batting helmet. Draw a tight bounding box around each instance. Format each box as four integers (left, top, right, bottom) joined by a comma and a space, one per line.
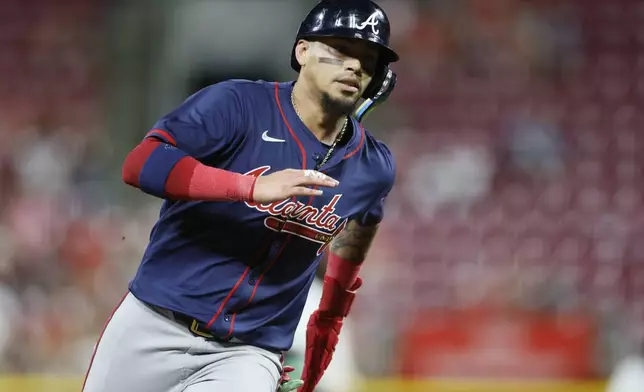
290, 0, 399, 99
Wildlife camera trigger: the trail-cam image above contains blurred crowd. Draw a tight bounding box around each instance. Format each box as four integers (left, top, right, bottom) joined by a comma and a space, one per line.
0, 0, 156, 373
355, 0, 644, 378
0, 0, 643, 383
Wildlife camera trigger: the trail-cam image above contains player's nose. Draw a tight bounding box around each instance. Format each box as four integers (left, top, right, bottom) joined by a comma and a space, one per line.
342, 57, 363, 76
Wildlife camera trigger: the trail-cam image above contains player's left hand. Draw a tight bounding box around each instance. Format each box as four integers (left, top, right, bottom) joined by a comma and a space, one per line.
298, 312, 345, 392
298, 277, 362, 392
277, 365, 304, 392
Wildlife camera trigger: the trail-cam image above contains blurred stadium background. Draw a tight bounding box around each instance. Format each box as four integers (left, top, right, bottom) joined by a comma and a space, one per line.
2, 0, 644, 390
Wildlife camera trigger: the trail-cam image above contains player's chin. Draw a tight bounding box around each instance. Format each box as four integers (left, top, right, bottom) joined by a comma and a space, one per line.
323, 88, 359, 113
332, 87, 361, 104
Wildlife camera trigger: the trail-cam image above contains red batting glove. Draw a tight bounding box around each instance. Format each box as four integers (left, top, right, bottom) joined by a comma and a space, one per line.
298, 311, 343, 391
299, 277, 362, 392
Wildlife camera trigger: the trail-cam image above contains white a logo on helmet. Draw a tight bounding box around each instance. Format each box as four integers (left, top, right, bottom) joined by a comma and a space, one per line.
350, 11, 381, 34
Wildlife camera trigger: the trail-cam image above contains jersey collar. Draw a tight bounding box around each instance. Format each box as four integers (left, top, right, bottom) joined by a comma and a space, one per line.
278, 81, 364, 171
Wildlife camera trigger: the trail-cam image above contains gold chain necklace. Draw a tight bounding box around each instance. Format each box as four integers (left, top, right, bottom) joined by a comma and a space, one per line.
291, 91, 348, 170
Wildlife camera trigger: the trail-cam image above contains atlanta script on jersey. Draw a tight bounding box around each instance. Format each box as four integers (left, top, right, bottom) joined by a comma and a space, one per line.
129, 79, 395, 351
245, 166, 347, 256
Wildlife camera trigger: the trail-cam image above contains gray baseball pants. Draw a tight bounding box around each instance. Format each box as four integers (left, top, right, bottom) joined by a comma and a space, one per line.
82, 292, 283, 392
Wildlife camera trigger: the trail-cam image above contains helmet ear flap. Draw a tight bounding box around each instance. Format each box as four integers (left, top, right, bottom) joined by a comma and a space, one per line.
362, 63, 396, 100
354, 67, 396, 122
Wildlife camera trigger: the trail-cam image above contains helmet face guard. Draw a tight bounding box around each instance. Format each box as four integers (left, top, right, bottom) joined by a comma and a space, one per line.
291, 0, 399, 103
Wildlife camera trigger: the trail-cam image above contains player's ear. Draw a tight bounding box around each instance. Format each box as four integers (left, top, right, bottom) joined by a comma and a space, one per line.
294, 39, 310, 68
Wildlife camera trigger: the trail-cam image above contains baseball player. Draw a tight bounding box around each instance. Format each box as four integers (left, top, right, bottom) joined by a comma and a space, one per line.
82, 1, 399, 391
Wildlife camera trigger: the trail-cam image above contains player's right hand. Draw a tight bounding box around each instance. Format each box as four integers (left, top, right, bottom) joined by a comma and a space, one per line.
251, 169, 339, 203
277, 366, 303, 392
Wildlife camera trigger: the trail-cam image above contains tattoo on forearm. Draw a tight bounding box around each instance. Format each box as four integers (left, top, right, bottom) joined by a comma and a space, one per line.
318, 56, 344, 66
329, 220, 379, 263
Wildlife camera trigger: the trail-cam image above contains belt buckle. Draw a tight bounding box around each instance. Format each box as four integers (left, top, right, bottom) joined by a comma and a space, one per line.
189, 319, 232, 343
189, 319, 216, 338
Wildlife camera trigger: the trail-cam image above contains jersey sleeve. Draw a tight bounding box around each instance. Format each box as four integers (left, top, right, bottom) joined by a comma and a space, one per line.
354, 142, 396, 226
145, 81, 247, 161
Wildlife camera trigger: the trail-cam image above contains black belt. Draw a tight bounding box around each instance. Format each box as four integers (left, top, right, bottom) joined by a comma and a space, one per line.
147, 303, 234, 342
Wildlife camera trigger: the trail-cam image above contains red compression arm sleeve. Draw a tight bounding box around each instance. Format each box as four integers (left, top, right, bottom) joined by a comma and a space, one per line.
122, 138, 256, 202
318, 252, 362, 317
164, 157, 256, 201
325, 252, 361, 289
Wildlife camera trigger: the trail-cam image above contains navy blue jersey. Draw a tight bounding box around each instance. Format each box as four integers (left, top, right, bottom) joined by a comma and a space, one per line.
129, 80, 395, 351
